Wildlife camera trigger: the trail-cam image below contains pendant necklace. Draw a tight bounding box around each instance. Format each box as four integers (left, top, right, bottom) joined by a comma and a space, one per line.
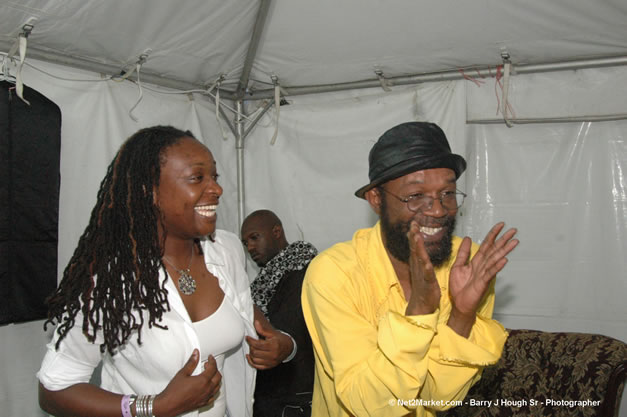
163, 246, 196, 295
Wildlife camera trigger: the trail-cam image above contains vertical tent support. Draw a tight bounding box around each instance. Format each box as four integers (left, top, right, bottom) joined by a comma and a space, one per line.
235, 100, 245, 228
232, 0, 273, 227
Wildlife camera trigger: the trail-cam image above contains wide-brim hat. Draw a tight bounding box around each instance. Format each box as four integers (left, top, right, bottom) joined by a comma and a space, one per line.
355, 122, 467, 198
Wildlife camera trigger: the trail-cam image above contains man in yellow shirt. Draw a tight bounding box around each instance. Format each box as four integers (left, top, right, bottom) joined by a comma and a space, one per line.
301, 122, 519, 417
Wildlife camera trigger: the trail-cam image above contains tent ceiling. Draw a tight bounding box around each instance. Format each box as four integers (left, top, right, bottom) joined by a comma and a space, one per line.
1, 0, 627, 100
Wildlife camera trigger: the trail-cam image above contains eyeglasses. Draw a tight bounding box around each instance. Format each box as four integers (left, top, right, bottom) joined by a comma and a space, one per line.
379, 188, 466, 212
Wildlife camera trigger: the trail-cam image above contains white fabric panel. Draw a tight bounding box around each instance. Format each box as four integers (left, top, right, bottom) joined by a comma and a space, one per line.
0, 0, 258, 86
3, 1, 627, 90
0, 321, 53, 417
253, 0, 627, 88
467, 66, 627, 121
241, 82, 467, 276
463, 122, 627, 342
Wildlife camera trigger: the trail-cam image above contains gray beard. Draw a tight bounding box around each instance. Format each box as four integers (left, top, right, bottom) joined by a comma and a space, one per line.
380, 197, 456, 267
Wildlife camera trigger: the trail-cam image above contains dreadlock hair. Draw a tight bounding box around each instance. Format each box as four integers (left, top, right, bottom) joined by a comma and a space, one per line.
45, 125, 199, 355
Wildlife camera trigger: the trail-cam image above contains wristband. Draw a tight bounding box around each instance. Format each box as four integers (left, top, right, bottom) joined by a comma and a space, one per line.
279, 330, 298, 363
121, 394, 136, 417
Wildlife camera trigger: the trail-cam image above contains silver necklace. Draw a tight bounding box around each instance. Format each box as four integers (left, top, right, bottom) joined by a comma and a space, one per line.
163, 246, 196, 295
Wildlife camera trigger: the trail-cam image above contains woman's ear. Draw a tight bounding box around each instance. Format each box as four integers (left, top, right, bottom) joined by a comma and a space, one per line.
365, 188, 382, 216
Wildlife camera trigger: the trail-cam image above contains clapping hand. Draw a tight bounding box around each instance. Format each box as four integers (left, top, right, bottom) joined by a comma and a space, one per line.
405, 220, 441, 316
447, 222, 519, 336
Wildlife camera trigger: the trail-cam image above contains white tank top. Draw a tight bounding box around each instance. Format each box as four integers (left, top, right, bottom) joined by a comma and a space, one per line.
192, 295, 246, 417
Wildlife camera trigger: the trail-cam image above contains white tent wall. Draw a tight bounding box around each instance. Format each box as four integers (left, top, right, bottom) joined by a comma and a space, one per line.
241, 72, 627, 345
465, 121, 626, 339
1, 57, 626, 416
241, 82, 468, 256
240, 69, 627, 413
0, 58, 237, 417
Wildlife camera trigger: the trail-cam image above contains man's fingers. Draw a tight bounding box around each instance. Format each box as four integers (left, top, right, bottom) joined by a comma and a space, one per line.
421, 259, 436, 283
486, 239, 519, 275
408, 221, 436, 282
453, 236, 472, 268
477, 239, 518, 284
475, 224, 517, 264
408, 222, 429, 259
478, 222, 505, 253
484, 258, 509, 282
407, 221, 419, 254
482, 235, 519, 271
489, 227, 518, 254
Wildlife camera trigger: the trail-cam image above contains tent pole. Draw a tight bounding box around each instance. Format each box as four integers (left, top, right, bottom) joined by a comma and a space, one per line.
467, 113, 627, 125
235, 100, 245, 229
242, 98, 275, 140
242, 55, 627, 100
235, 0, 272, 99
218, 105, 237, 137
6, 45, 626, 103
0, 46, 203, 92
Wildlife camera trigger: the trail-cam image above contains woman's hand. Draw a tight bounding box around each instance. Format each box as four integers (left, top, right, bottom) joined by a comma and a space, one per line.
246, 306, 294, 370
154, 349, 222, 417
246, 319, 294, 370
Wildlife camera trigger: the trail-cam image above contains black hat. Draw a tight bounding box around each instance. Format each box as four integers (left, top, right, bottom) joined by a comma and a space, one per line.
355, 122, 466, 198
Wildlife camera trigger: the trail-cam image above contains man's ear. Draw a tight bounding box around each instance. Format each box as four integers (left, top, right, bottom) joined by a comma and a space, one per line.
365, 188, 382, 216
272, 224, 283, 239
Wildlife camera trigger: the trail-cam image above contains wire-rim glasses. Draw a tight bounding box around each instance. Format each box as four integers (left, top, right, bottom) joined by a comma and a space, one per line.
379, 188, 466, 212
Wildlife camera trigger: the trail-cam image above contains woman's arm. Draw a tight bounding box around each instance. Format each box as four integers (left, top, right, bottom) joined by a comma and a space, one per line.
39, 382, 123, 417
38, 350, 221, 417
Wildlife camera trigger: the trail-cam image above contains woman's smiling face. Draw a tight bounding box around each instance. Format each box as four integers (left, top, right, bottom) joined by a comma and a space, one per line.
155, 136, 223, 241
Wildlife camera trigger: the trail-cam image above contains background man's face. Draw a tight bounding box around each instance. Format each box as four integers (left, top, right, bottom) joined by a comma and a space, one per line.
378, 168, 458, 267
241, 220, 282, 267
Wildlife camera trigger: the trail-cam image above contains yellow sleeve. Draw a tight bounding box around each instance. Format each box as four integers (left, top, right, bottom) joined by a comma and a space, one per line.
302, 253, 439, 416
419, 277, 508, 411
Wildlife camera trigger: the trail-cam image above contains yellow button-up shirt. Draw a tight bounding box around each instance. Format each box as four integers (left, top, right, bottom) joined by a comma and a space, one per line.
301, 222, 507, 417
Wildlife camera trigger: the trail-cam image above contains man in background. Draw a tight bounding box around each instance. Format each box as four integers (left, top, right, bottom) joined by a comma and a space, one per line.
241, 209, 317, 417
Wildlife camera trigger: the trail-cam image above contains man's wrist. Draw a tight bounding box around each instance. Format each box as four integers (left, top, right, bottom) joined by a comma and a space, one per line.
278, 330, 297, 362
447, 308, 476, 338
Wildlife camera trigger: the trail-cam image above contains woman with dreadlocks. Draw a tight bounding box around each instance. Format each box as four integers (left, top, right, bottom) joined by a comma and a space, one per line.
37, 126, 256, 417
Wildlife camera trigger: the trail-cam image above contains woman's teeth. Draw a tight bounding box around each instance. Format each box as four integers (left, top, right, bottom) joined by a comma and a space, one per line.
195, 205, 217, 217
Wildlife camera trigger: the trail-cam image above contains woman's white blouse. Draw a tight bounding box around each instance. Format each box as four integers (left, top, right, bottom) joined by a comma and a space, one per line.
37, 230, 256, 417
193, 295, 246, 417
